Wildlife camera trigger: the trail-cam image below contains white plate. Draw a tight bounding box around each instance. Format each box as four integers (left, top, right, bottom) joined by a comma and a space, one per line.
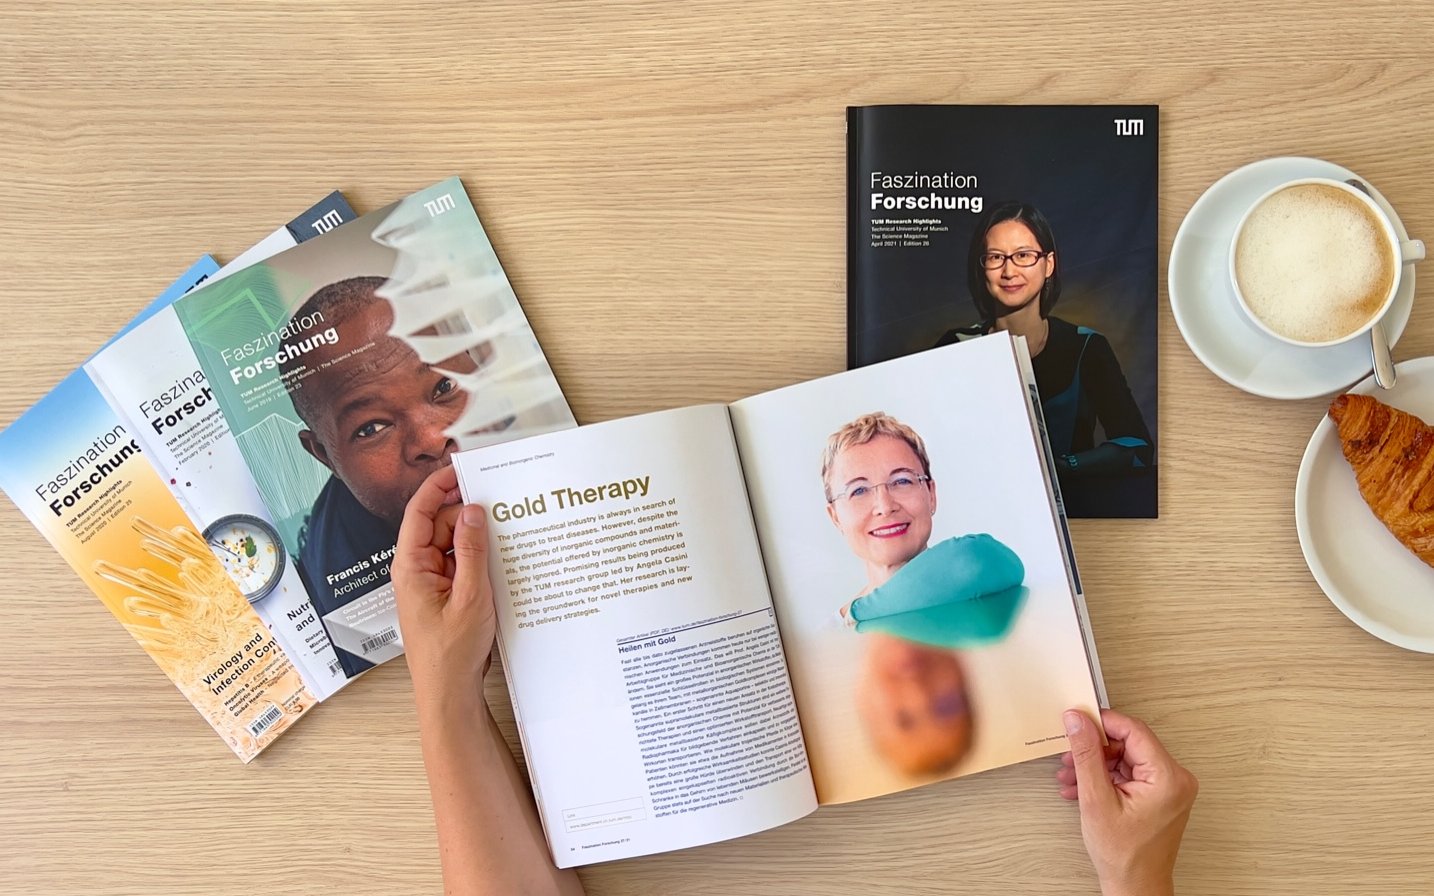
1169, 156, 1416, 400
1295, 357, 1434, 652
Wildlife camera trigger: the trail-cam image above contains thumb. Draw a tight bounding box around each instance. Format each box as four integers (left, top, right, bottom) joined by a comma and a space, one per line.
449, 504, 492, 609
1064, 709, 1116, 809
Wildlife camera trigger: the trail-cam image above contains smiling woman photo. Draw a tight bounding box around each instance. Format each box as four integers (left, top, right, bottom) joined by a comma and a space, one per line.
935, 201, 1154, 492
820, 412, 1027, 776
821, 412, 939, 605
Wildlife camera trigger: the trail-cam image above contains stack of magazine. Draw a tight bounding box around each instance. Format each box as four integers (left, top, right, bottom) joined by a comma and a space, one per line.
0, 178, 577, 761
1, 104, 1153, 831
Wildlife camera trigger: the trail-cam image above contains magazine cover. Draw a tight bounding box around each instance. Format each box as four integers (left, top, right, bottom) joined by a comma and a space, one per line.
0, 261, 316, 762
172, 177, 577, 676
847, 105, 1159, 518
86, 193, 359, 700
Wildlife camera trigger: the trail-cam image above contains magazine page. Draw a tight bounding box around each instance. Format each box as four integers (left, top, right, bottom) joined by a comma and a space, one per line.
453, 404, 817, 868
0, 263, 316, 763
86, 195, 362, 699
847, 104, 1159, 518
729, 335, 1101, 805
171, 177, 576, 677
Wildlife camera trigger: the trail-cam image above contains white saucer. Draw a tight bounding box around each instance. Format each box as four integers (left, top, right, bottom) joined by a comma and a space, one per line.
1295, 357, 1434, 653
1169, 157, 1416, 400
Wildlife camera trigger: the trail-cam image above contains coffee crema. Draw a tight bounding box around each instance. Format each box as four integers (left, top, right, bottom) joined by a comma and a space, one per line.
1234, 183, 1396, 344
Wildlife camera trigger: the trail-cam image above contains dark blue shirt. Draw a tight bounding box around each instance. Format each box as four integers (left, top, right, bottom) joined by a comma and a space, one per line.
297, 475, 400, 677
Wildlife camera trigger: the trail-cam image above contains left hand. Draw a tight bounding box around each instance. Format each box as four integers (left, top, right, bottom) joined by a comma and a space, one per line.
391, 464, 497, 715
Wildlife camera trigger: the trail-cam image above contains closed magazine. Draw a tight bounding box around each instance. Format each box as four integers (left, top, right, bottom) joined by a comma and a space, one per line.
848, 104, 1159, 518
171, 177, 576, 678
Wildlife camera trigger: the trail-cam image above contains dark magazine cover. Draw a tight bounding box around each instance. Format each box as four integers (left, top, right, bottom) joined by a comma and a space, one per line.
847, 105, 1158, 518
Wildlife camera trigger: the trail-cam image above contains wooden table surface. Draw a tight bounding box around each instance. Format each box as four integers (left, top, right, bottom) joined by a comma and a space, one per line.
3, 3, 1433, 894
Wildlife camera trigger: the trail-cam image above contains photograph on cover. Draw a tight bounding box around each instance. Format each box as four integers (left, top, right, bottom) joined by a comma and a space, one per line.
848, 105, 1159, 518
0, 365, 316, 762
174, 179, 575, 675
730, 339, 1100, 805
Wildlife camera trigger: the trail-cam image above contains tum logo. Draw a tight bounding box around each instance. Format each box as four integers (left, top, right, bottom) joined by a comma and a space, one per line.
1115, 118, 1144, 136
310, 209, 344, 234
424, 193, 456, 217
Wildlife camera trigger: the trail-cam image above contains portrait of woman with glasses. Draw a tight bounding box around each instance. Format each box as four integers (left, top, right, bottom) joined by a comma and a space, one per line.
935, 201, 1154, 489
820, 411, 1026, 777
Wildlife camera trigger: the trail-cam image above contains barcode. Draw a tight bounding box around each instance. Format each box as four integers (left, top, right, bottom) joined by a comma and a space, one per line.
248, 704, 283, 737
327, 657, 343, 676
360, 627, 400, 655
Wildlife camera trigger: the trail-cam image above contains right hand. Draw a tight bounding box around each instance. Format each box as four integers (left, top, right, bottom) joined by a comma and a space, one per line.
1057, 708, 1198, 896
391, 464, 497, 715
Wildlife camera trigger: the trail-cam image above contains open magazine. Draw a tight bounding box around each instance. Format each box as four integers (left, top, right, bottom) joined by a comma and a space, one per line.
453, 333, 1105, 867
169, 177, 576, 678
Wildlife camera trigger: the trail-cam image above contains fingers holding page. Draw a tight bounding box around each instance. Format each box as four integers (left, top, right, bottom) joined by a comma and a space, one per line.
1055, 708, 1198, 896
393, 466, 499, 709
448, 504, 492, 614
1055, 747, 1134, 799
394, 467, 466, 617
1099, 708, 1181, 784
398, 464, 463, 554
1055, 709, 1192, 797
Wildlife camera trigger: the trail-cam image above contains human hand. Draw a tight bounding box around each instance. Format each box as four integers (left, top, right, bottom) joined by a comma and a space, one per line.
391, 464, 496, 717
1057, 708, 1198, 896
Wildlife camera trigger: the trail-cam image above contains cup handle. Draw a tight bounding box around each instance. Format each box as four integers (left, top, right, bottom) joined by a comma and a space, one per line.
1401, 238, 1426, 263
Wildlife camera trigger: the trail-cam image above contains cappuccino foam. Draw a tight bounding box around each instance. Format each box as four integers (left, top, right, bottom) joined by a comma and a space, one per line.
1234, 183, 1396, 343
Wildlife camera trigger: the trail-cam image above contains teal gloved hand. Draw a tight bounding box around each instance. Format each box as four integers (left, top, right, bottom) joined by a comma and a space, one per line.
855, 585, 1027, 649
849, 533, 1024, 622
850, 534, 1027, 650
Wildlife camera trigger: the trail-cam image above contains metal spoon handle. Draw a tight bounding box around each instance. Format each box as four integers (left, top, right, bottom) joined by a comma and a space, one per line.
1371, 320, 1397, 389
1345, 178, 1399, 389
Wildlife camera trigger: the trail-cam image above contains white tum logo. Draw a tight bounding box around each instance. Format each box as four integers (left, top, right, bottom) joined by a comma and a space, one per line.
310, 209, 344, 233
1114, 119, 1144, 136
424, 193, 456, 217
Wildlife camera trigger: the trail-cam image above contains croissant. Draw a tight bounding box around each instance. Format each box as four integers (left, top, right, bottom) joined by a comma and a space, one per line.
1327, 393, 1434, 568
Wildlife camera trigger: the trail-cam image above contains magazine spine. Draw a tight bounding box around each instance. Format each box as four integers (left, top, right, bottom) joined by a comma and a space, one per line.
845, 107, 863, 370
1011, 336, 1108, 707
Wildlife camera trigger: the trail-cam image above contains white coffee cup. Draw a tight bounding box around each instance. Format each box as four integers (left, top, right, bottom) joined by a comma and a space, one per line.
1228, 176, 1425, 348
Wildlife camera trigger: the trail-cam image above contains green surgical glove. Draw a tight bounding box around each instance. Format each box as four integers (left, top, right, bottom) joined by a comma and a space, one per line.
850, 534, 1024, 621
850, 534, 1027, 649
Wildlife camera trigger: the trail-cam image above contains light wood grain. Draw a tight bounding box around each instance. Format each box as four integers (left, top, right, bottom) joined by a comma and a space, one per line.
3, 3, 1434, 894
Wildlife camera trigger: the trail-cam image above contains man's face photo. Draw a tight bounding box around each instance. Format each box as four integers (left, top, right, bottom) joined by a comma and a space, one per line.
295, 294, 477, 529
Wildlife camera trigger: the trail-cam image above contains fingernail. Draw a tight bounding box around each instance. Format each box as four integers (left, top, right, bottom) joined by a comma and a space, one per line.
462, 505, 485, 526
1063, 710, 1083, 735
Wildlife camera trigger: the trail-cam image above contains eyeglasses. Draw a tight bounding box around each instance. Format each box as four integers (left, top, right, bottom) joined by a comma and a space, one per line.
829, 474, 932, 509
980, 250, 1049, 270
